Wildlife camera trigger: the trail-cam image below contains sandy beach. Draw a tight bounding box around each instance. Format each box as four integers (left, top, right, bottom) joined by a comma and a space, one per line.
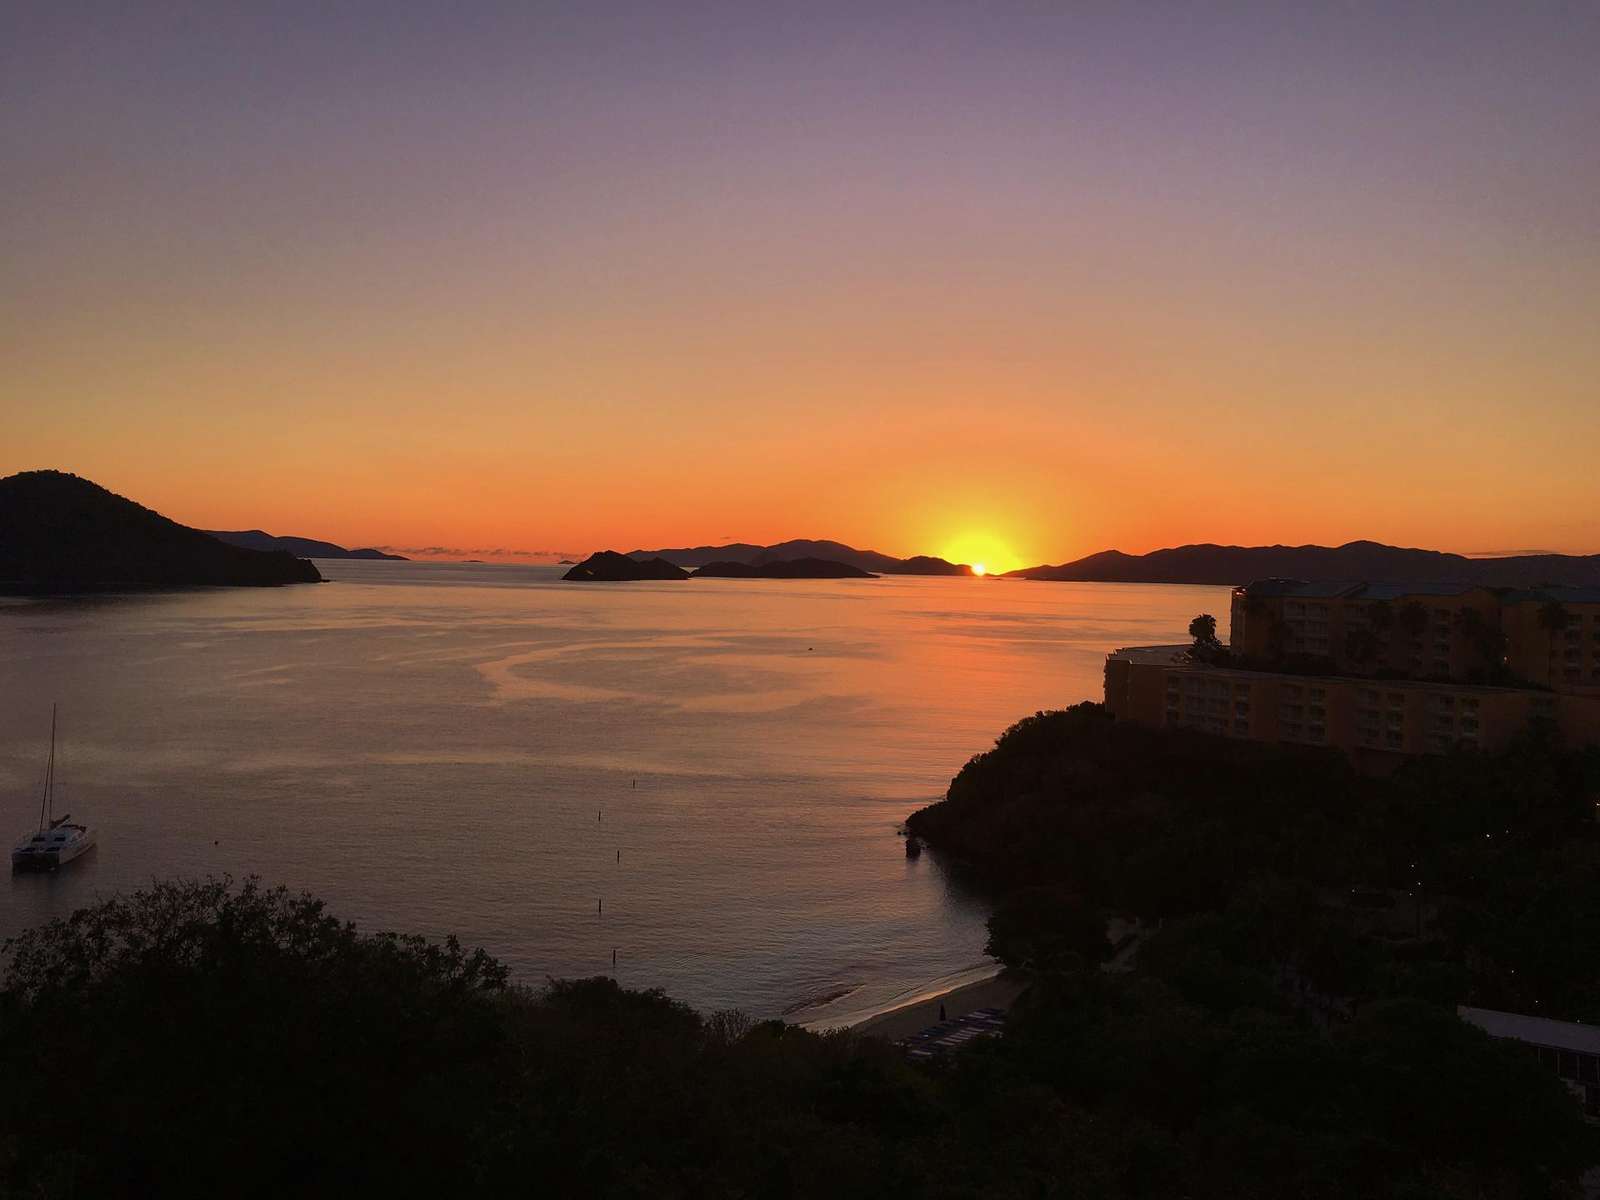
849, 972, 1028, 1041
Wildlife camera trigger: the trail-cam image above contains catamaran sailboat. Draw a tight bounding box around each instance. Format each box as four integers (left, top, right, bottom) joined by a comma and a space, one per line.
11, 706, 95, 871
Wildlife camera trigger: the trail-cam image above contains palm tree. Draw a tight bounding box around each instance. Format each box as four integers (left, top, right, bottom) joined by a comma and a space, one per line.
1399, 601, 1429, 639
1345, 627, 1381, 671
1538, 600, 1571, 685
1456, 607, 1507, 681
1396, 602, 1429, 676
1365, 600, 1395, 671
1189, 613, 1221, 662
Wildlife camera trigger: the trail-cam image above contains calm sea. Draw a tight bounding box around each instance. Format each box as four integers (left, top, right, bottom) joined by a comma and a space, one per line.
0, 563, 1226, 1021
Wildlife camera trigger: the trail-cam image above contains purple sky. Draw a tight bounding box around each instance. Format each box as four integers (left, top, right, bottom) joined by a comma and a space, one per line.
5, 2, 1598, 561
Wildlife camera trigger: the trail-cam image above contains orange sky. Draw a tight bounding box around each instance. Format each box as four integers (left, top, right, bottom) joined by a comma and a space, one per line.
6, 4, 1599, 572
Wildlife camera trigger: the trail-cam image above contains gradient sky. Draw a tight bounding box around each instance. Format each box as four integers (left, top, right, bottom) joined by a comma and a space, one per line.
4, 2, 1598, 569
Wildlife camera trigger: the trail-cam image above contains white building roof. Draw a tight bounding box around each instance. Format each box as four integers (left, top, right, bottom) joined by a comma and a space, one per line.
1459, 1006, 1600, 1054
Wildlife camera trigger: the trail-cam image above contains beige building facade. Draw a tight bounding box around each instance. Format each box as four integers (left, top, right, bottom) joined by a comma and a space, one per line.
1107, 580, 1600, 761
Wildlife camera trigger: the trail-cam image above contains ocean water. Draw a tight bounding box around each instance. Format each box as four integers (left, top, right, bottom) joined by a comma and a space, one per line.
0, 563, 1226, 1020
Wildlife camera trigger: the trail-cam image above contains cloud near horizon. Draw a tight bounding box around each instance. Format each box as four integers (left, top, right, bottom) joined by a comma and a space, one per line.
376, 546, 586, 562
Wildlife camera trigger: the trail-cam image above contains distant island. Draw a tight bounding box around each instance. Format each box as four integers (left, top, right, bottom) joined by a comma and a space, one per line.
629, 539, 973, 576
206, 530, 406, 560
562, 551, 688, 581
692, 558, 877, 579
1007, 538, 1600, 587
564, 551, 882, 581
0, 471, 322, 592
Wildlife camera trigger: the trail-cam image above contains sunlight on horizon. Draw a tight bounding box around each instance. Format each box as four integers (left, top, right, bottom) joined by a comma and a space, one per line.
939, 533, 1021, 575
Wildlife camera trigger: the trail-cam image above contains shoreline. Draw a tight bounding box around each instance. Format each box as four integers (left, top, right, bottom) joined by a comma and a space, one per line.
792, 963, 1026, 1037
847, 971, 1027, 1041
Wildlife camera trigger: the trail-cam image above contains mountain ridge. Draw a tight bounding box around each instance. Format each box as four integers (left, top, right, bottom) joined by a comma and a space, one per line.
629, 539, 971, 576
0, 471, 322, 592
206, 530, 407, 560
691, 558, 877, 579
1007, 539, 1600, 587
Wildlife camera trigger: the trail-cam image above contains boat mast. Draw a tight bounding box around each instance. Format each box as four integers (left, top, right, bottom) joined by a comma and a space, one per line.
37, 704, 56, 832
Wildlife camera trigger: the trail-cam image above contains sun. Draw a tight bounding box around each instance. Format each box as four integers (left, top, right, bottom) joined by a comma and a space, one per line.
938, 532, 1021, 575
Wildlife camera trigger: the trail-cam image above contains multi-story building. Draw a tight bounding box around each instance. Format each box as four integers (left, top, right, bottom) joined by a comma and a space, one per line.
1230, 580, 1600, 693
1105, 580, 1600, 762
1502, 587, 1600, 693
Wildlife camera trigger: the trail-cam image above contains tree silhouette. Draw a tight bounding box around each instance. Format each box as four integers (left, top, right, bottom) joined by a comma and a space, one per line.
1539, 600, 1572, 684
1457, 607, 1508, 680
1399, 601, 1429, 639
1345, 627, 1382, 669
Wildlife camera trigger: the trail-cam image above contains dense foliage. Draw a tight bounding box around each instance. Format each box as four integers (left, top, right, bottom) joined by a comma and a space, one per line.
6, 709, 1599, 1197
906, 703, 1600, 1194
911, 704, 1600, 1021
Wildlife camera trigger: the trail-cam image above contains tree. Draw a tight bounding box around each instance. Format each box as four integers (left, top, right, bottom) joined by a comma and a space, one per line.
1457, 607, 1509, 680
985, 887, 1112, 971
1188, 613, 1225, 665
1399, 601, 1429, 639
1344, 627, 1382, 670
1538, 600, 1572, 634
1539, 600, 1572, 684
0, 877, 512, 1196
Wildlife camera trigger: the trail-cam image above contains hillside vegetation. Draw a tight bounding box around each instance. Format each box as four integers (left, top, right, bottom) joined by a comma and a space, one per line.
5, 710, 1599, 1197
4, 874, 1590, 1199
0, 471, 321, 591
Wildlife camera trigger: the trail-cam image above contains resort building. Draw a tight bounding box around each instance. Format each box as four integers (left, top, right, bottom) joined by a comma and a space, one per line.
1104, 581, 1600, 762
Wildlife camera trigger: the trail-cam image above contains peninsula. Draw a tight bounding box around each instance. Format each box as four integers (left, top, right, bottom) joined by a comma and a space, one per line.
205, 530, 406, 560
0, 470, 322, 592
1008, 539, 1600, 587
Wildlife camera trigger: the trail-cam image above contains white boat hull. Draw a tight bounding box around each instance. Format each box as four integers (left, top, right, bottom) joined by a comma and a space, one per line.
11, 828, 95, 871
